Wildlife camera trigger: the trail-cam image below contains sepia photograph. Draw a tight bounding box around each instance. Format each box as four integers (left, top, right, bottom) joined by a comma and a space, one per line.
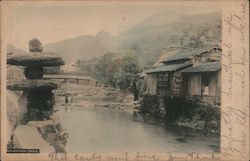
1, 1, 249, 161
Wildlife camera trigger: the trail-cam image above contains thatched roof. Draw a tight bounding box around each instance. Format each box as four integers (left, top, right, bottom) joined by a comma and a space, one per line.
182, 62, 221, 73
145, 61, 192, 74
161, 45, 221, 63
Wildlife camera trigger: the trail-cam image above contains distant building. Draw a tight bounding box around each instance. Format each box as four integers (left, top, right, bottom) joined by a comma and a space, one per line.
145, 45, 221, 105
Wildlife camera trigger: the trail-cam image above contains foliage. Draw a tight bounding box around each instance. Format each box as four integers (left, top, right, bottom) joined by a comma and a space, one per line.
139, 96, 221, 133
163, 97, 220, 133
139, 94, 165, 118
94, 53, 114, 85
164, 97, 199, 123
112, 54, 142, 90
195, 103, 221, 133
76, 52, 146, 100
92, 53, 142, 91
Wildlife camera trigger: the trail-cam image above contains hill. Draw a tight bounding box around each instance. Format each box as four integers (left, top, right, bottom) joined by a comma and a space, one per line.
8, 11, 221, 68
44, 30, 118, 62
117, 11, 221, 66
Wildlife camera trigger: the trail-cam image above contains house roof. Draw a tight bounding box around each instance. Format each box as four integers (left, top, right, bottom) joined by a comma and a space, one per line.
161, 45, 221, 63
182, 62, 221, 73
145, 61, 192, 74
153, 49, 179, 67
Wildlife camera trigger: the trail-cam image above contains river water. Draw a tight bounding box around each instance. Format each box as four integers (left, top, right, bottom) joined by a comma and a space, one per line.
59, 107, 220, 153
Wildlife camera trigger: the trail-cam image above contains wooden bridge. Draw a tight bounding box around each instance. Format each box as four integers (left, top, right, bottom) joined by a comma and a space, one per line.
43, 74, 96, 86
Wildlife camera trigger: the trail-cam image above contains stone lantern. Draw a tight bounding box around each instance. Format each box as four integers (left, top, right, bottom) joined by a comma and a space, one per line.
7, 39, 68, 152
7, 38, 64, 123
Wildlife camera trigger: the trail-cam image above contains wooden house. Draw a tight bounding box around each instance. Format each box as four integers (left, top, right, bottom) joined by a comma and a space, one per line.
145, 45, 221, 105
182, 46, 221, 105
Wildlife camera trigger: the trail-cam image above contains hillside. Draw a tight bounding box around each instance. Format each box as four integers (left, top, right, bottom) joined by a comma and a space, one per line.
117, 11, 221, 66
8, 11, 221, 67
44, 30, 118, 61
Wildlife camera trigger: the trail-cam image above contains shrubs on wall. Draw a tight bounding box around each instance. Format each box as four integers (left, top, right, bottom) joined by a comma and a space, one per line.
139, 95, 221, 133
164, 97, 199, 123
139, 94, 165, 119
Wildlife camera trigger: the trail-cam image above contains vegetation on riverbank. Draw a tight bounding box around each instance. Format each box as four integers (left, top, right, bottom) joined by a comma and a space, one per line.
139, 94, 221, 134
77, 53, 147, 101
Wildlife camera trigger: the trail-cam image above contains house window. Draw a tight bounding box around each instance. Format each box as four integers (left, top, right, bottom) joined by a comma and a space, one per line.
201, 74, 209, 96
156, 73, 169, 96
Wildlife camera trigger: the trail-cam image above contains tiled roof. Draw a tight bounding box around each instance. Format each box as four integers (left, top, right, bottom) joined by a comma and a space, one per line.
161, 45, 221, 63
145, 61, 192, 73
182, 62, 221, 73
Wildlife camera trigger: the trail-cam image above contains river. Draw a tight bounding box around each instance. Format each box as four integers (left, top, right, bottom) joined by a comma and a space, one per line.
59, 107, 220, 153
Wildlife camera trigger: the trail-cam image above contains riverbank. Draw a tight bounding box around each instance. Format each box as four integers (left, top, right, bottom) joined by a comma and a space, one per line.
54, 83, 220, 135
133, 110, 220, 137
138, 95, 221, 135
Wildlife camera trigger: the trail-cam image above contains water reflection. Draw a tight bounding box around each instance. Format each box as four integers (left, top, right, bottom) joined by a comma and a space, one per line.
59, 107, 220, 153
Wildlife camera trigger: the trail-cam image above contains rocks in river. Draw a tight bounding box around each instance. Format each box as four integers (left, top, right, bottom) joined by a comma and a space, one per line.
29, 38, 43, 52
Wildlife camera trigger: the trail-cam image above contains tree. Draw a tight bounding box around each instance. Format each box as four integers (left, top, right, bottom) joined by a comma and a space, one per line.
94, 53, 114, 85
112, 54, 142, 101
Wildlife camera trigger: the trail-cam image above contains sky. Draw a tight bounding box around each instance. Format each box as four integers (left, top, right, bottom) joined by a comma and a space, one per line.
3, 1, 222, 51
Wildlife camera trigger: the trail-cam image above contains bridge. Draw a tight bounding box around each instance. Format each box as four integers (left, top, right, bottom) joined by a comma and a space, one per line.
43, 74, 96, 86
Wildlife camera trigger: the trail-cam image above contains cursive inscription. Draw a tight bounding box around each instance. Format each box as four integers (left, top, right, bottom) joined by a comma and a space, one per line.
221, 0, 249, 160
49, 152, 220, 161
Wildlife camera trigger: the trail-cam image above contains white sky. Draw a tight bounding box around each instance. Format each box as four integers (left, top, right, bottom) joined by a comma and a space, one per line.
3, 1, 222, 50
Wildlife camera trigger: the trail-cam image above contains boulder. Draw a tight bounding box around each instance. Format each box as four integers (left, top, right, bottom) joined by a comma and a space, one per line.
7, 52, 65, 66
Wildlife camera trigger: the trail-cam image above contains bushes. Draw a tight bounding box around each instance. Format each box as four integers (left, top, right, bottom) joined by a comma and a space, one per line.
139, 95, 221, 133
139, 94, 164, 118
196, 103, 221, 133
164, 97, 199, 123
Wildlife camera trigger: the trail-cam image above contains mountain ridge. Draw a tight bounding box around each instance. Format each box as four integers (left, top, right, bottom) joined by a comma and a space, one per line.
8, 11, 221, 67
